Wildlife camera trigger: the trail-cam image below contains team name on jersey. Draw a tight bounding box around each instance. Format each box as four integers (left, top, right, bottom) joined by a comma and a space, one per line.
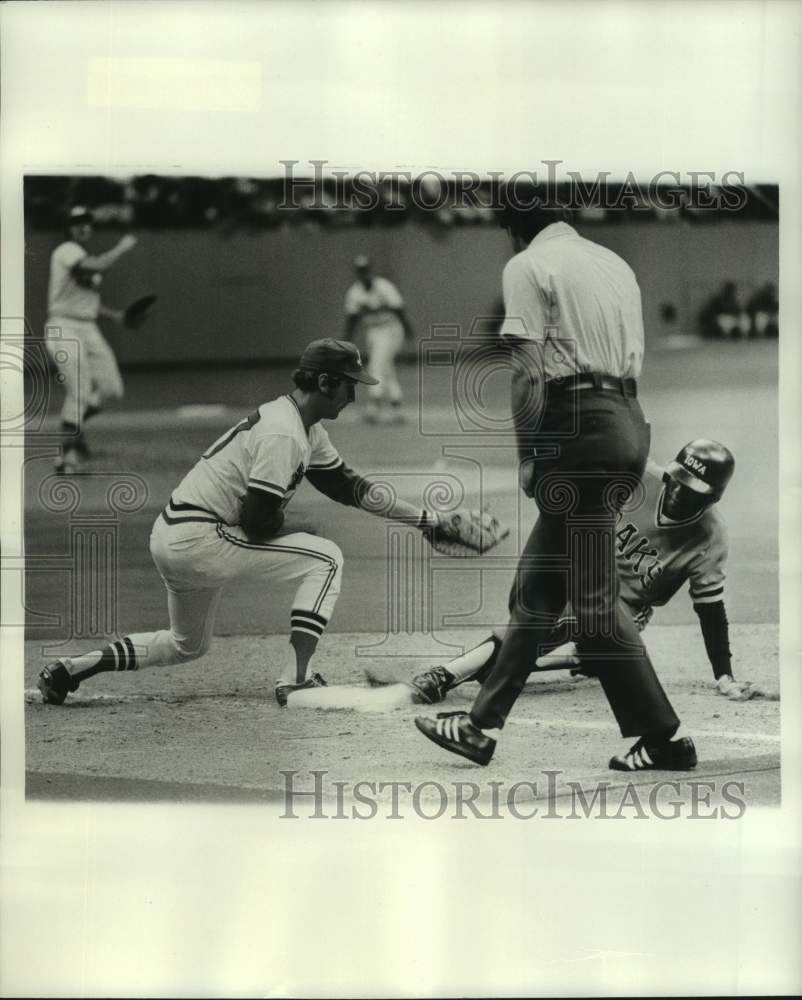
278, 462, 307, 510
615, 515, 664, 590
684, 455, 707, 475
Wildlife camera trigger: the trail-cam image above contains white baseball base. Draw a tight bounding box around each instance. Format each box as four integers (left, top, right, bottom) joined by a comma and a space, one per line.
534, 640, 580, 669
286, 683, 415, 712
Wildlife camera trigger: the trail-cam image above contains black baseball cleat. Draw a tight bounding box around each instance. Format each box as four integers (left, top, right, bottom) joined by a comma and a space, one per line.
274, 671, 327, 707
37, 660, 80, 705
609, 735, 697, 772
408, 667, 455, 705
72, 434, 91, 458
414, 711, 496, 766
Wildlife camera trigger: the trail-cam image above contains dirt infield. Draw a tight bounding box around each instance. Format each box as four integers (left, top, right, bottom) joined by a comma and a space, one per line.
25, 622, 780, 810
22, 342, 781, 813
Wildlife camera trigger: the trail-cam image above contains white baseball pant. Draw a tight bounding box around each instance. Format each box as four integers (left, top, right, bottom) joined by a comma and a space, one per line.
44, 317, 124, 426
714, 312, 751, 338
751, 310, 776, 336
122, 514, 343, 668
365, 324, 404, 402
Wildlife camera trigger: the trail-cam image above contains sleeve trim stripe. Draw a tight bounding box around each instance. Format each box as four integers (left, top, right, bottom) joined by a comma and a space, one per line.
308, 459, 343, 470
692, 593, 725, 605
248, 481, 286, 497
249, 477, 286, 490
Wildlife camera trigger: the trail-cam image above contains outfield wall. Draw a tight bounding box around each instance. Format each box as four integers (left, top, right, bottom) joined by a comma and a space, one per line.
23, 219, 778, 365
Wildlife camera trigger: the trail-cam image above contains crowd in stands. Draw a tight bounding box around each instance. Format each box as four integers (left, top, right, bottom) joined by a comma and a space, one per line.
24, 175, 779, 232
699, 281, 778, 339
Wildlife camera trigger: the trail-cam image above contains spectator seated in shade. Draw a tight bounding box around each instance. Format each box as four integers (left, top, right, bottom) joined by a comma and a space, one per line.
699, 281, 751, 339
746, 282, 778, 338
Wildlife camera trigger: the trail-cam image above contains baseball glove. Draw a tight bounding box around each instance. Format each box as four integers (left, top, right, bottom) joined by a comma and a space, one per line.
123, 294, 157, 329
421, 508, 509, 557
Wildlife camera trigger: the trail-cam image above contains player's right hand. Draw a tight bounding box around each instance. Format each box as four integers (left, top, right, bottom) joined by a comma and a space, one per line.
519, 458, 536, 498
118, 234, 138, 252
715, 675, 757, 701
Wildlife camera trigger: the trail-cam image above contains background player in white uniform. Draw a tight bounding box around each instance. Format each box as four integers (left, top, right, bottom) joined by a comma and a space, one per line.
408, 440, 763, 703
344, 255, 413, 424
45, 206, 138, 473
38, 339, 441, 708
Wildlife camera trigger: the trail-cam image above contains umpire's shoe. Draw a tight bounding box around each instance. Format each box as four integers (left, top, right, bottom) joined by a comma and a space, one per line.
409, 667, 455, 705
38, 660, 79, 705
414, 711, 495, 766
609, 735, 697, 772
274, 671, 327, 708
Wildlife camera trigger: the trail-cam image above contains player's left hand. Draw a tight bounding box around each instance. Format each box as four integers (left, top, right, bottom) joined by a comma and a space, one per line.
421, 507, 510, 557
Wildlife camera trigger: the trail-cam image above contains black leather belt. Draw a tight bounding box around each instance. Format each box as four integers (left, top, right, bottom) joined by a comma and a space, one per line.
547, 373, 638, 398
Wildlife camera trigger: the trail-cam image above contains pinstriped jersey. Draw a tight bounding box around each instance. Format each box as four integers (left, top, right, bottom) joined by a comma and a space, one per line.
616, 461, 728, 614
170, 395, 342, 525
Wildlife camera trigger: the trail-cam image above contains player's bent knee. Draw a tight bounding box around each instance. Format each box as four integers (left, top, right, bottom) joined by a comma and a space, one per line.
172, 635, 211, 663
308, 536, 344, 569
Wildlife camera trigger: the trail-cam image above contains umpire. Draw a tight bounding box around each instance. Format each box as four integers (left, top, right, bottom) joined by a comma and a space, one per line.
415, 189, 696, 772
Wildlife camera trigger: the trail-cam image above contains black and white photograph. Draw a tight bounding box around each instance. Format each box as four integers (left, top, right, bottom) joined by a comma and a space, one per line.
1, 2, 800, 997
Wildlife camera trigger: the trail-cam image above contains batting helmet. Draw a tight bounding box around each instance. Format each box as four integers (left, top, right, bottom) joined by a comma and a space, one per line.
665, 439, 735, 501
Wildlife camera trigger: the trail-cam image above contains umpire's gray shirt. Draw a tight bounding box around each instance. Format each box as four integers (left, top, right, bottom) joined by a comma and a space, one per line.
499, 222, 645, 380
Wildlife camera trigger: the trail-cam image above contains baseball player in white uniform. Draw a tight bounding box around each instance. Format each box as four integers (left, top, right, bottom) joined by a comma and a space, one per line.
45, 206, 138, 473
344, 255, 412, 424
38, 339, 440, 708
408, 440, 764, 703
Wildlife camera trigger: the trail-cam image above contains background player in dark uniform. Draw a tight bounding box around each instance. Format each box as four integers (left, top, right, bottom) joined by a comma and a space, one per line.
698, 280, 751, 339
415, 195, 695, 772
746, 282, 779, 338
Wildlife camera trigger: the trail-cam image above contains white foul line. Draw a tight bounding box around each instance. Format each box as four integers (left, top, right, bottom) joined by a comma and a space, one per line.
507, 715, 781, 744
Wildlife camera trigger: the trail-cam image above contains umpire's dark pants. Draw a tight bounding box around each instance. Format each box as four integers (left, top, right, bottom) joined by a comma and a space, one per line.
471, 385, 680, 738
